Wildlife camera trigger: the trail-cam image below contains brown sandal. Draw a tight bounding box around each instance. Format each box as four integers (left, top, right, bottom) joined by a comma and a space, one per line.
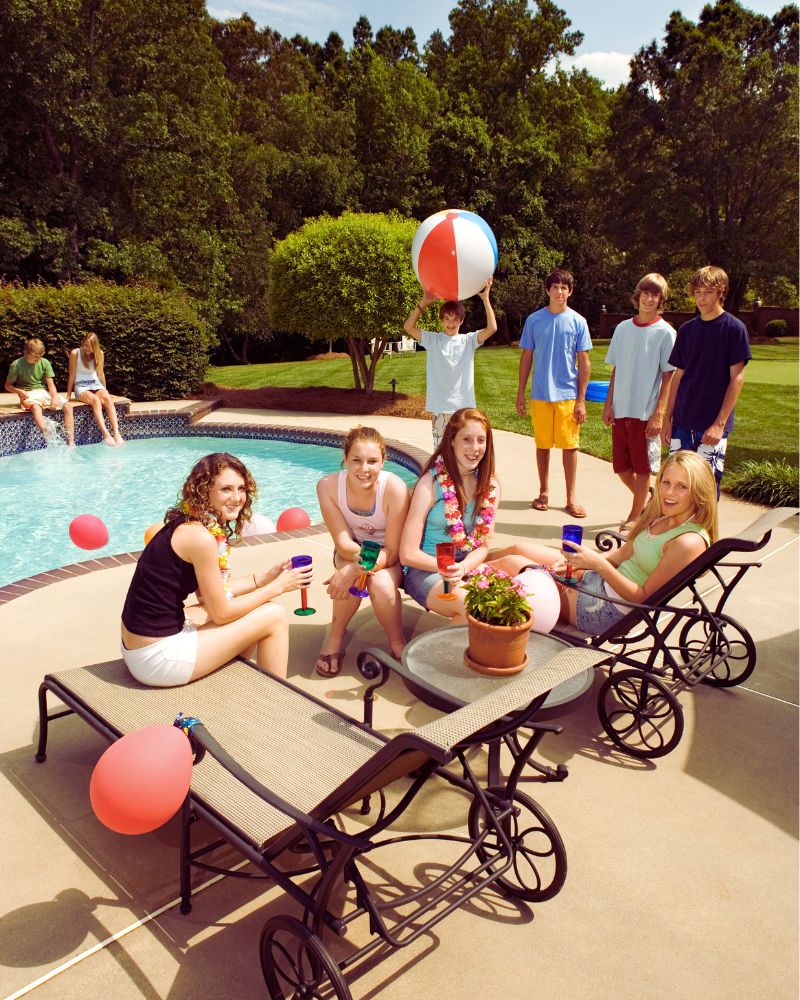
530, 495, 549, 511
315, 651, 345, 677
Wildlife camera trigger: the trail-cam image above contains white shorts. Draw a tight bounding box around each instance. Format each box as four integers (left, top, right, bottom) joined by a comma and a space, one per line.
121, 621, 198, 687
21, 389, 65, 410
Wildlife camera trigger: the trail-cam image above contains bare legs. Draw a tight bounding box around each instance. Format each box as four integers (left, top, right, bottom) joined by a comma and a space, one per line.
192, 602, 289, 681
69, 390, 125, 446
535, 447, 583, 513
319, 565, 406, 668
617, 469, 650, 528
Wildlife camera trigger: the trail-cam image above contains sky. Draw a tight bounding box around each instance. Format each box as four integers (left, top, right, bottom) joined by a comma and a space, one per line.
205, 0, 789, 87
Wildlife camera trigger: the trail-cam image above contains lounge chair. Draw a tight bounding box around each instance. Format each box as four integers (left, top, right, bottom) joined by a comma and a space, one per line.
36, 645, 603, 999
549, 506, 798, 759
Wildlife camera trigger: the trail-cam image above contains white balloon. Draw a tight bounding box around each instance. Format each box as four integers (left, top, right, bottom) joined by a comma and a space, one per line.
514, 567, 561, 634
241, 512, 276, 537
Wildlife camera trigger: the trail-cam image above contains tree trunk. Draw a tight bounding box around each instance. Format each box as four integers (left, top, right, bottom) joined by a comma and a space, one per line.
346, 337, 364, 390
344, 336, 388, 393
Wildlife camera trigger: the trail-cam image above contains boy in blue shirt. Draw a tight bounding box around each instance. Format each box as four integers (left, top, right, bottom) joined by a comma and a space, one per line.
404, 278, 496, 448
515, 269, 592, 517
661, 266, 751, 496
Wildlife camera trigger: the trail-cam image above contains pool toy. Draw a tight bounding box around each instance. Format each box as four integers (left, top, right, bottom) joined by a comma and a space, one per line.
69, 514, 109, 550
411, 209, 498, 301
291, 554, 315, 615
586, 380, 610, 403
242, 512, 277, 537
514, 566, 560, 634
89, 724, 192, 835
349, 540, 382, 598
143, 522, 162, 545
276, 507, 311, 532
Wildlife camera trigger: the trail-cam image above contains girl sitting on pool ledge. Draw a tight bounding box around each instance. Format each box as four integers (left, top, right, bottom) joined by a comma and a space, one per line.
121, 452, 312, 687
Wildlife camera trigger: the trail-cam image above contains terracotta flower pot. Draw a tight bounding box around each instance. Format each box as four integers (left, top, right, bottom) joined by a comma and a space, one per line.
464, 610, 534, 675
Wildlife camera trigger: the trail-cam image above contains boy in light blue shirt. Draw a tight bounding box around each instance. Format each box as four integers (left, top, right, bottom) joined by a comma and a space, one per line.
515, 269, 592, 517
404, 279, 496, 448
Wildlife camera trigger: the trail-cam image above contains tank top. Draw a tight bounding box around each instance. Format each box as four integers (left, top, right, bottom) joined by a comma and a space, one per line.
605, 518, 709, 599
74, 350, 102, 390
337, 470, 388, 544
122, 516, 198, 636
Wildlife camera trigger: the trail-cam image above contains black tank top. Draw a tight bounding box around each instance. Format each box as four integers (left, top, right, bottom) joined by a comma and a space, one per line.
122, 516, 199, 637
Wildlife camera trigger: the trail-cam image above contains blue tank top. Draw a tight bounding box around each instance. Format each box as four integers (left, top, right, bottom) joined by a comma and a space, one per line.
420, 473, 477, 556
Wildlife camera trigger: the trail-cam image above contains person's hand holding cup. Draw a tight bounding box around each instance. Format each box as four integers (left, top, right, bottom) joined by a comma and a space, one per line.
561, 524, 583, 581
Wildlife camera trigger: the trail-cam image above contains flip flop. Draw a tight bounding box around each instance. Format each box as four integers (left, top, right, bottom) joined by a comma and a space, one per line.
530, 496, 549, 511
315, 650, 345, 677
565, 502, 587, 519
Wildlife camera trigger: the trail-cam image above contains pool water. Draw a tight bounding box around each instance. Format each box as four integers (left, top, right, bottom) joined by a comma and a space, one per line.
0, 436, 418, 587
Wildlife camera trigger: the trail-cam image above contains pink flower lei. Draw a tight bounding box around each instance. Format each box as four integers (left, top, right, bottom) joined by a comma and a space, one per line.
434, 457, 497, 552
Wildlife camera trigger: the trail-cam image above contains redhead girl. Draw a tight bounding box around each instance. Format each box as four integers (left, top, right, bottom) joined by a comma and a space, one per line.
400, 408, 524, 624
315, 426, 410, 675
511, 450, 718, 635
64, 332, 124, 446
121, 452, 312, 687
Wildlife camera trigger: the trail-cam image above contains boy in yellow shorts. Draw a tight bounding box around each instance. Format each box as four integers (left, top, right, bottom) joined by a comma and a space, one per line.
5, 338, 67, 443
515, 270, 591, 517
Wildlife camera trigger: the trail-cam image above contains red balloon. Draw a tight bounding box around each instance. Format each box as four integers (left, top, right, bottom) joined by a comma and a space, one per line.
276, 507, 311, 531
69, 514, 109, 550
90, 725, 192, 835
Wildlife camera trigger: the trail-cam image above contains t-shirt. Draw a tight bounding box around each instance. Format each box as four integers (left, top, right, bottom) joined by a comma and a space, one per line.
7, 356, 54, 391
519, 307, 592, 401
419, 329, 481, 413
606, 316, 675, 420
669, 311, 751, 433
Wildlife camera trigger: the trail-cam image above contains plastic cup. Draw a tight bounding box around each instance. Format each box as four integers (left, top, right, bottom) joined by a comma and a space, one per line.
349, 540, 382, 598
561, 525, 583, 581
435, 541, 458, 600
291, 554, 315, 616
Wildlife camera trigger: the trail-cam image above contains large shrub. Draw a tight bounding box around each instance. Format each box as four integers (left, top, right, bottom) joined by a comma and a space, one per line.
725, 459, 799, 508
0, 282, 210, 400
764, 318, 789, 338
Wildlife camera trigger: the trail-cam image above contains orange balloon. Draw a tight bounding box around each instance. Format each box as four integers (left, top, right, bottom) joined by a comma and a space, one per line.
90, 725, 192, 835
143, 522, 163, 545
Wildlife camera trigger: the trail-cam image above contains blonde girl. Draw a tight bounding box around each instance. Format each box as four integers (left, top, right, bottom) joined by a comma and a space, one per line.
64, 332, 124, 446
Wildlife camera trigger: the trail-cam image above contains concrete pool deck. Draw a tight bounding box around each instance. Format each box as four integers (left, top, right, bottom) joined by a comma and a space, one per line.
0, 403, 797, 1000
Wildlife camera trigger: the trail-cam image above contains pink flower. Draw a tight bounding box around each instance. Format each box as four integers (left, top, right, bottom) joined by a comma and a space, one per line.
476, 578, 490, 589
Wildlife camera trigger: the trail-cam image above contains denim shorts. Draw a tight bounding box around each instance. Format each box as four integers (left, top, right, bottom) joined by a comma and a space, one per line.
574, 570, 627, 635
121, 620, 197, 687
402, 566, 441, 609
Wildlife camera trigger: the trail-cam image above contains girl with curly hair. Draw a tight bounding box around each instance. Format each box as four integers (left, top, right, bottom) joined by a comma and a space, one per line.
121, 452, 311, 687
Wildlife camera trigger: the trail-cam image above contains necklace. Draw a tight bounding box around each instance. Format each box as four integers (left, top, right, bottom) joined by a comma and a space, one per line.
434, 457, 497, 551
182, 504, 233, 600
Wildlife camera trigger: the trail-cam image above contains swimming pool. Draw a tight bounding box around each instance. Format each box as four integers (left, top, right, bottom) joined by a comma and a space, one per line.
0, 435, 419, 588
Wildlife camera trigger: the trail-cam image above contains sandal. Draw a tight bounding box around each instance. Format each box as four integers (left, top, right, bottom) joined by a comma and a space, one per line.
315, 650, 345, 677
565, 502, 587, 519
530, 495, 549, 511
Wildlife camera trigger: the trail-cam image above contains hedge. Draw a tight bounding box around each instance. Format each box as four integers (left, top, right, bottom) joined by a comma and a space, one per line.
0, 281, 211, 401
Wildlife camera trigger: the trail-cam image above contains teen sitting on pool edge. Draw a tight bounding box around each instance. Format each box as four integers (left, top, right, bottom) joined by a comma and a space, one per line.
509, 450, 718, 635
4, 338, 67, 443
121, 452, 312, 687
315, 426, 410, 676
400, 408, 540, 624
63, 331, 125, 447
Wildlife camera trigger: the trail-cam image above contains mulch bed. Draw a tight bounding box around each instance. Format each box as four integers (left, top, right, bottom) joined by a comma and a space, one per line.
193, 382, 428, 419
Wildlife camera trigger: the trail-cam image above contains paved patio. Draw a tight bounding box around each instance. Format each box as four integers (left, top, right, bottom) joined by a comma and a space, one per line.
1, 404, 797, 1000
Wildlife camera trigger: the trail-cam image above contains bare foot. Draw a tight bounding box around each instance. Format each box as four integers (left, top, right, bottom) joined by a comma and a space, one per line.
102, 436, 116, 447
114, 434, 125, 446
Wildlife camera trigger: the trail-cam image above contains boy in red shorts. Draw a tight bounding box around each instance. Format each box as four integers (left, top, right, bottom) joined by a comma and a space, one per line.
603, 273, 676, 531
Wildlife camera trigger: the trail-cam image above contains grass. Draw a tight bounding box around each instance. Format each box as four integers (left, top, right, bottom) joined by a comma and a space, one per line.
207, 339, 799, 484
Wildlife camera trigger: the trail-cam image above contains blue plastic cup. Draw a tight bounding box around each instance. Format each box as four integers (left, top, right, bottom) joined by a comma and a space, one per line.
561, 524, 583, 552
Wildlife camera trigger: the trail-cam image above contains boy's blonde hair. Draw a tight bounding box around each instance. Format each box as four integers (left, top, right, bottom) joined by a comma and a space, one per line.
24, 338, 45, 357
688, 265, 728, 303
631, 273, 669, 311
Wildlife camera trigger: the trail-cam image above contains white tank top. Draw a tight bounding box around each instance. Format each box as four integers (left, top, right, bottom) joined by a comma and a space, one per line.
75, 350, 102, 385
336, 470, 388, 544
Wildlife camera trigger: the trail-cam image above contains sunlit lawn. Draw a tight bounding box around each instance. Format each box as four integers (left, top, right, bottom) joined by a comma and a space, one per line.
207, 338, 799, 474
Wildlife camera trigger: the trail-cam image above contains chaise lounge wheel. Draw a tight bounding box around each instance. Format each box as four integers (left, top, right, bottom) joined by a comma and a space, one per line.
260, 915, 351, 1000
598, 668, 683, 759
677, 614, 756, 687
467, 786, 567, 902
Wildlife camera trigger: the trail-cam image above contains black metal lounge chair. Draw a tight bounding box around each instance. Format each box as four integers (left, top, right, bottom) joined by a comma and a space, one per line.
36, 645, 603, 999
548, 506, 798, 759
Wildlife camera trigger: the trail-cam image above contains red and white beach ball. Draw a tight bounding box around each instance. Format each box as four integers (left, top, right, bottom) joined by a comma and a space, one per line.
411, 209, 498, 301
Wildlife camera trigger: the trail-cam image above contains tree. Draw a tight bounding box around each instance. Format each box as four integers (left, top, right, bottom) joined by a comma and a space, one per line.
603, 1, 798, 311
268, 213, 419, 392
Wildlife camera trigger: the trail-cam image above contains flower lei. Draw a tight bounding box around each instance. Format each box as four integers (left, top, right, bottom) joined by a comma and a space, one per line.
182, 503, 233, 600
434, 457, 497, 552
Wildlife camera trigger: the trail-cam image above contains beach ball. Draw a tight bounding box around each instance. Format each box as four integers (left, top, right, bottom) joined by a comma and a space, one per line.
143, 523, 163, 545
90, 725, 192, 835
411, 209, 498, 301
514, 567, 561, 635
276, 507, 311, 531
68, 514, 109, 550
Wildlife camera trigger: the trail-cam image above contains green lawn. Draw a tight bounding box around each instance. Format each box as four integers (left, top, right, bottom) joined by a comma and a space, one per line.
207, 339, 799, 474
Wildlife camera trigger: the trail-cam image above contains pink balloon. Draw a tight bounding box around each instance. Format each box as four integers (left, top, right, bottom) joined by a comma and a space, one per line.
514, 567, 561, 634
90, 725, 192, 835
69, 514, 109, 550
276, 507, 311, 531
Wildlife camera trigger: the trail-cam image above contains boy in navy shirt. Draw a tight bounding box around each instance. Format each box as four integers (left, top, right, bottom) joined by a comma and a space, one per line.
662, 266, 751, 495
